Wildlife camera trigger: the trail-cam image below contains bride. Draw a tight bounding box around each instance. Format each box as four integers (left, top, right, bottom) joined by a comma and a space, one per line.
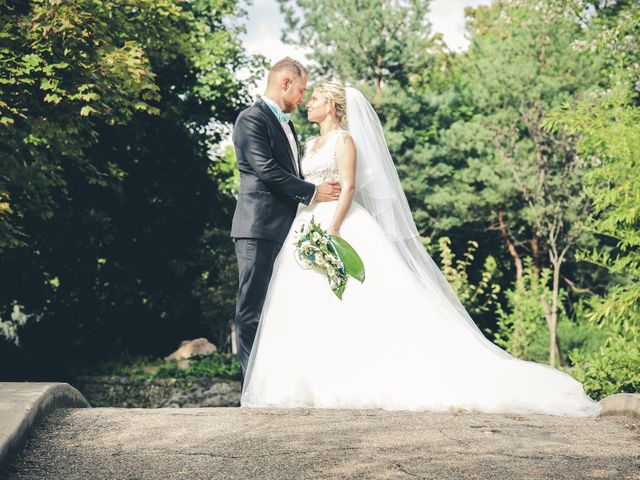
240, 81, 602, 417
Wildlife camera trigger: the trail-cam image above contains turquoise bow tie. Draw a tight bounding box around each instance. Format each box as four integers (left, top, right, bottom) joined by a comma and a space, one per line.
274, 109, 291, 123
262, 97, 291, 123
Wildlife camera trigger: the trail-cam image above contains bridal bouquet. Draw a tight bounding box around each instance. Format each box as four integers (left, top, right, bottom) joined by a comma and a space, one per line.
294, 217, 365, 300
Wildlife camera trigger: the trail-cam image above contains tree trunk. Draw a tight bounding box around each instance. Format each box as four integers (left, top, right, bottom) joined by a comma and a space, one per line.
531, 234, 540, 278
497, 211, 525, 356
541, 256, 563, 367
497, 211, 523, 282
375, 55, 383, 101
230, 322, 237, 355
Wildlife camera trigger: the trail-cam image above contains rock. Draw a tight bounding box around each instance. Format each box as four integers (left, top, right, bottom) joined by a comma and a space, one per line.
175, 359, 190, 369
165, 338, 217, 362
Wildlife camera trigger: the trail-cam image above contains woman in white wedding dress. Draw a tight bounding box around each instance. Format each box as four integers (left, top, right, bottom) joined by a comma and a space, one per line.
240, 82, 602, 417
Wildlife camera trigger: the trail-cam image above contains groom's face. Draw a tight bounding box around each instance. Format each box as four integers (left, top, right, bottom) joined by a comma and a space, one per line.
282, 73, 307, 114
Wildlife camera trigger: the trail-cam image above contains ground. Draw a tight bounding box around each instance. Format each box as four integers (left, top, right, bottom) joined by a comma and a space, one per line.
4, 407, 640, 479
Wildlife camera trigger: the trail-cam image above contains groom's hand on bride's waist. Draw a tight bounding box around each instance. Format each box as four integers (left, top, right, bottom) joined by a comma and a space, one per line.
315, 181, 341, 202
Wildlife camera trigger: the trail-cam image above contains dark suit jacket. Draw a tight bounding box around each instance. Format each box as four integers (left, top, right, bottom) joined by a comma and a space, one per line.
231, 99, 316, 244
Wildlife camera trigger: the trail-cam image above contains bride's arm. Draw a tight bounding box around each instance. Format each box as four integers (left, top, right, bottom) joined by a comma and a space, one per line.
328, 133, 356, 236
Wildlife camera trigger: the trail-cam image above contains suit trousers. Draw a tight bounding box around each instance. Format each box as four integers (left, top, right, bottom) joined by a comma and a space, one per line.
234, 238, 283, 383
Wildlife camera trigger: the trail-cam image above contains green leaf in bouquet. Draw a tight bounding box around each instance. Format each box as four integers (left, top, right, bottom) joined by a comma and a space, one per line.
329, 236, 365, 283
333, 282, 346, 300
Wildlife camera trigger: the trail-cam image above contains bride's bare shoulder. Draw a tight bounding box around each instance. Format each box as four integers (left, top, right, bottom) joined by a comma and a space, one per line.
336, 130, 354, 148
335, 130, 356, 162
337, 129, 351, 140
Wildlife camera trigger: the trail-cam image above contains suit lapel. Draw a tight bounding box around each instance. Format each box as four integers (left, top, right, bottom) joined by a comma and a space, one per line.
256, 99, 298, 175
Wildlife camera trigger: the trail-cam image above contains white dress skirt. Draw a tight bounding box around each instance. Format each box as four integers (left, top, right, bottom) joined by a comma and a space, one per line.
240, 131, 602, 417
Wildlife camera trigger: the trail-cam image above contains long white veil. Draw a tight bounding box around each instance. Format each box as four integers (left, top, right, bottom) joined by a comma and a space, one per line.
345, 86, 509, 357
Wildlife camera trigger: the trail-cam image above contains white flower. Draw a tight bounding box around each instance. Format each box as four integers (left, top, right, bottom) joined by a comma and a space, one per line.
300, 240, 311, 251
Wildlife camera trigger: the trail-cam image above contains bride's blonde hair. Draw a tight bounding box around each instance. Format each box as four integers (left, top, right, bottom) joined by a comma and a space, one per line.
315, 81, 347, 127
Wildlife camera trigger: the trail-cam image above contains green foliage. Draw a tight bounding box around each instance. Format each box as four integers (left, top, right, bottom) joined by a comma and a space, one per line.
492, 257, 607, 364
154, 353, 241, 380
0, 0, 262, 379
191, 227, 238, 353
541, 0, 640, 396
279, 0, 439, 90
211, 145, 241, 196
493, 258, 559, 361
547, 81, 640, 329
569, 333, 640, 400
0, 0, 171, 249
410, 2, 590, 221
330, 236, 366, 283
430, 236, 501, 320
80, 351, 241, 380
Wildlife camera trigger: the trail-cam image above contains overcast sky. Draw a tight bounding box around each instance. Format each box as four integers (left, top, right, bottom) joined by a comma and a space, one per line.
239, 0, 492, 94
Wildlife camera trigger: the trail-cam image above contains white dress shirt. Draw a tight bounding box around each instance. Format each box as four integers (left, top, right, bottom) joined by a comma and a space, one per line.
261, 96, 299, 175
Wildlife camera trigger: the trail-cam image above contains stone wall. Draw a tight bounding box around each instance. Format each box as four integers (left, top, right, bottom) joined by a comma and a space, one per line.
75, 376, 241, 408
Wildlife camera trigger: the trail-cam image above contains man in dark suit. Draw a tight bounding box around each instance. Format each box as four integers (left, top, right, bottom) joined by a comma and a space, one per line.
231, 58, 340, 382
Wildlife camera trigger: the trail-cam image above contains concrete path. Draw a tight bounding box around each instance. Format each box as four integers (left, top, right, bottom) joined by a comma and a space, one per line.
0, 382, 89, 471
3, 406, 640, 479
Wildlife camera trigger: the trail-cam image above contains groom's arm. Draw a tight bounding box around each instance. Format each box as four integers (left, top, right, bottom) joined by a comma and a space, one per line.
234, 113, 316, 205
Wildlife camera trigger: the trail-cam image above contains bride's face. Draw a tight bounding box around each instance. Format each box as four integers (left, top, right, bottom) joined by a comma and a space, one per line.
306, 89, 330, 123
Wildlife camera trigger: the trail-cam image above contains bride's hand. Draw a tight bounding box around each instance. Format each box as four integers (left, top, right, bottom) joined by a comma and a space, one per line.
327, 227, 340, 237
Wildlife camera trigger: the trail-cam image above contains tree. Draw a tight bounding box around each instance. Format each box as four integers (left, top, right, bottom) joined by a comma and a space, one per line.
404, 0, 607, 365
279, 0, 438, 95
0, 0, 263, 378
545, 0, 640, 397
0, 0, 166, 250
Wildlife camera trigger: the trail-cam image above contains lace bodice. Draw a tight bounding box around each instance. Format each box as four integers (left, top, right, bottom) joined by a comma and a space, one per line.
302, 129, 350, 186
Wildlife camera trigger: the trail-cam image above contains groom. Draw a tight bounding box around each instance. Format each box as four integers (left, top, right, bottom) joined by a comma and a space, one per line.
231, 57, 341, 382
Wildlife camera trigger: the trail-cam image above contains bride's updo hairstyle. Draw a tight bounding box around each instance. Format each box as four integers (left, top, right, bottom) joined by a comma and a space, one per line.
316, 81, 348, 127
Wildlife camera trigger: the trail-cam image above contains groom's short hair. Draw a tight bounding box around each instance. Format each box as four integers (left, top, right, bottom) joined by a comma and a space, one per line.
268, 57, 306, 82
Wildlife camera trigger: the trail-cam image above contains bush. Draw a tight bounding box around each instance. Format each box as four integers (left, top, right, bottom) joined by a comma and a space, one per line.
568, 332, 640, 400
78, 351, 241, 381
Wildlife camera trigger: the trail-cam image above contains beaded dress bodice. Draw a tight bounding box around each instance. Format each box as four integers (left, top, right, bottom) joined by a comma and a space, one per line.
301, 130, 349, 186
